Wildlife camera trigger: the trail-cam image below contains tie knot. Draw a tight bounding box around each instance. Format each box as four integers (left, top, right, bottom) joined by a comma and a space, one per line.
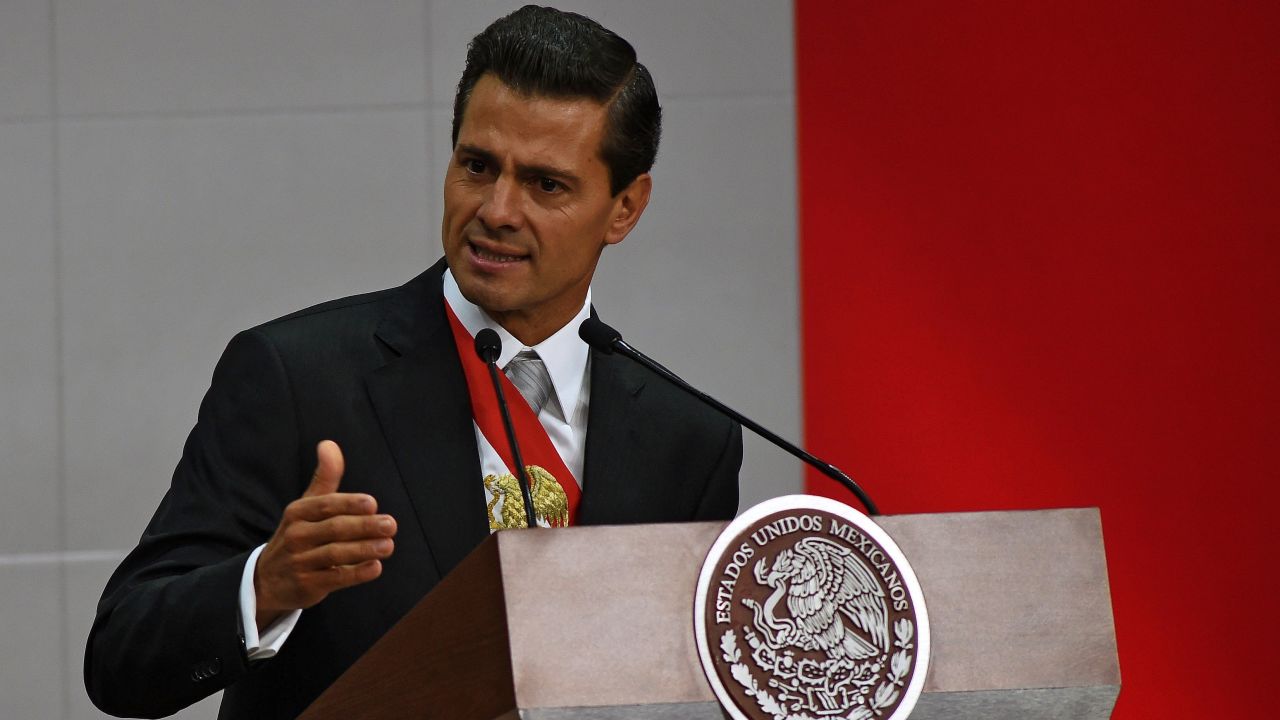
505, 350, 556, 417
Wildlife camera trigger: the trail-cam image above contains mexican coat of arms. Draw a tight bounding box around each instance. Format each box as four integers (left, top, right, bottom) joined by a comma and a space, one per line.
695, 496, 930, 720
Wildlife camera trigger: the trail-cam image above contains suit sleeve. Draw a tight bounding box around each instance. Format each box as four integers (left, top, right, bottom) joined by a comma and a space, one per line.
84, 328, 305, 718
694, 419, 743, 520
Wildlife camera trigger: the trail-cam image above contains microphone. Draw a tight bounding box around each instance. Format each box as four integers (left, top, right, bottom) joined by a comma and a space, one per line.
579, 317, 879, 516
474, 329, 538, 528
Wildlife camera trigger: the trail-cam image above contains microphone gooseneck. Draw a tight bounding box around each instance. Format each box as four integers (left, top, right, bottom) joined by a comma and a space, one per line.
474, 329, 538, 528
578, 317, 879, 516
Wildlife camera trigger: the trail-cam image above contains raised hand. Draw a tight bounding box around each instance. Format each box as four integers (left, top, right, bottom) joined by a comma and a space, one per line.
253, 440, 396, 629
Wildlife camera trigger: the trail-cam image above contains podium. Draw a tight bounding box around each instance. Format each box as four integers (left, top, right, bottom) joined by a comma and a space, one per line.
299, 508, 1119, 719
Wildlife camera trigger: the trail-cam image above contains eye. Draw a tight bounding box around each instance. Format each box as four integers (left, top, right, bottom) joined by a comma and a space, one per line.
462, 158, 486, 174
536, 177, 563, 194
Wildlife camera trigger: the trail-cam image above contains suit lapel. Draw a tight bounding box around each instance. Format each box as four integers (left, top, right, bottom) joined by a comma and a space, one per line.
365, 264, 488, 578
578, 349, 646, 524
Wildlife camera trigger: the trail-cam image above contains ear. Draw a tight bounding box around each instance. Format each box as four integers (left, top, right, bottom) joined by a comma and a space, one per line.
603, 173, 652, 246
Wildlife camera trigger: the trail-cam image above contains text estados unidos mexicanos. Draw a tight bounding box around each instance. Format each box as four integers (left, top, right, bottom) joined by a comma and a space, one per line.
714, 514, 909, 625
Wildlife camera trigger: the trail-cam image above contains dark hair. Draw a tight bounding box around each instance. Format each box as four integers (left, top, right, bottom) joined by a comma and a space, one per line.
451, 5, 661, 196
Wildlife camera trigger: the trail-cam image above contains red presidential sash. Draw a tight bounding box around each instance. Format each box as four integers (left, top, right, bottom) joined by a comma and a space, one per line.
445, 301, 581, 527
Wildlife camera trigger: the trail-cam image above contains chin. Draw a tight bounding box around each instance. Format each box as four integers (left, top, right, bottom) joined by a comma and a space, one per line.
456, 281, 512, 315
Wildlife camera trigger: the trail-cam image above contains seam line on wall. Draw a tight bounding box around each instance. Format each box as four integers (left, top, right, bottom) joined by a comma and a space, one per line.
0, 550, 128, 566
54, 102, 430, 124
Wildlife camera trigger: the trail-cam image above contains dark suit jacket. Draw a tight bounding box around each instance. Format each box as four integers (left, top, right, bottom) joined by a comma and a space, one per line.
84, 259, 741, 719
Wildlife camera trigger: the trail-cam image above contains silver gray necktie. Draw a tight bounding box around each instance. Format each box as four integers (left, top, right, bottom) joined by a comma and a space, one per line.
505, 350, 554, 416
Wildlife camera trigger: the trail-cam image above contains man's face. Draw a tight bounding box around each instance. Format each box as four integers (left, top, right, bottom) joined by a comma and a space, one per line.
443, 73, 650, 345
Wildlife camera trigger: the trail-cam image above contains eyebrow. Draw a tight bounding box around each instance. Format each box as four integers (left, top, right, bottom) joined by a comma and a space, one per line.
455, 143, 583, 186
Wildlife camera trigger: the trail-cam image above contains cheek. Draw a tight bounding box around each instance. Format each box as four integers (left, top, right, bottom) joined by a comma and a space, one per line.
443, 194, 472, 229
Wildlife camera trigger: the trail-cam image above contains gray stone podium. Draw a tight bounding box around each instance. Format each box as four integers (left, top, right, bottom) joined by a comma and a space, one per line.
299, 508, 1119, 719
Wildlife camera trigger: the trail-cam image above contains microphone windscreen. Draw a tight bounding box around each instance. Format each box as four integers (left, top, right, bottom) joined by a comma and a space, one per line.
474, 328, 501, 364
578, 317, 621, 353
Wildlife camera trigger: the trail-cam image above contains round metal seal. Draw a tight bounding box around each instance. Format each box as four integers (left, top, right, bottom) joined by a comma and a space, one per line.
694, 496, 930, 720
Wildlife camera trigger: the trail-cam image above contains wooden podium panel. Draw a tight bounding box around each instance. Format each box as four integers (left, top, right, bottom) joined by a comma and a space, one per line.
879, 509, 1120, 719
300, 508, 1119, 719
499, 522, 724, 710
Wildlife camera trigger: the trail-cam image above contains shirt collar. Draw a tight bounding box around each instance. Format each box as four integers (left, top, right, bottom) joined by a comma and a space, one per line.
443, 268, 590, 420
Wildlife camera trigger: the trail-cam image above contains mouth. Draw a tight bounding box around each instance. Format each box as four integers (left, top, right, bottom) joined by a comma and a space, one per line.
468, 240, 529, 265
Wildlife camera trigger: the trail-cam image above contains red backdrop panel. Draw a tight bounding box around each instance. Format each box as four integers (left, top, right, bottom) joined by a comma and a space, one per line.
796, 2, 1278, 716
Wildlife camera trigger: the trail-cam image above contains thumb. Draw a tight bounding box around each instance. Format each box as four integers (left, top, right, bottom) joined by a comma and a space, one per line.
303, 440, 345, 497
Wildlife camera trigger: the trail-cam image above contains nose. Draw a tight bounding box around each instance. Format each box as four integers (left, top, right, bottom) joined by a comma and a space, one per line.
476, 175, 523, 232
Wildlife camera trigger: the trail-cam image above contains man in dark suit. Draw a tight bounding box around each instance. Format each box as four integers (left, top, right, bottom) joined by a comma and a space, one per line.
84, 7, 740, 719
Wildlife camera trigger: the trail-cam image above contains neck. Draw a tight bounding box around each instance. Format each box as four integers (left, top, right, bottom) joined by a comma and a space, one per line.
442, 268, 591, 348
484, 285, 592, 347
488, 309, 567, 347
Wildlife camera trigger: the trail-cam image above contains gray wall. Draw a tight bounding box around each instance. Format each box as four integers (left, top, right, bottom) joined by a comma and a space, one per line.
0, 1, 799, 716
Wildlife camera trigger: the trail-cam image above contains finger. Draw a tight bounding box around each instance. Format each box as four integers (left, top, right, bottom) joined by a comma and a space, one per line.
303, 440, 345, 498
294, 537, 395, 570
283, 513, 396, 549
285, 493, 380, 523
308, 559, 384, 594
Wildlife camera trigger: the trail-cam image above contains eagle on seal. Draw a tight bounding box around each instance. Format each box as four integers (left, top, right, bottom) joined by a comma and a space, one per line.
745, 537, 889, 660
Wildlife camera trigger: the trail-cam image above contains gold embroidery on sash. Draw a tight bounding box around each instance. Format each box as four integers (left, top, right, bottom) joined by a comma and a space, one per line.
484, 465, 570, 530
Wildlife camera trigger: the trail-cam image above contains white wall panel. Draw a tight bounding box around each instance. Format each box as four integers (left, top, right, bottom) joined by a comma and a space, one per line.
0, 563, 64, 718
58, 110, 432, 550
0, 0, 51, 120
0, 122, 59, 553
56, 0, 428, 115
